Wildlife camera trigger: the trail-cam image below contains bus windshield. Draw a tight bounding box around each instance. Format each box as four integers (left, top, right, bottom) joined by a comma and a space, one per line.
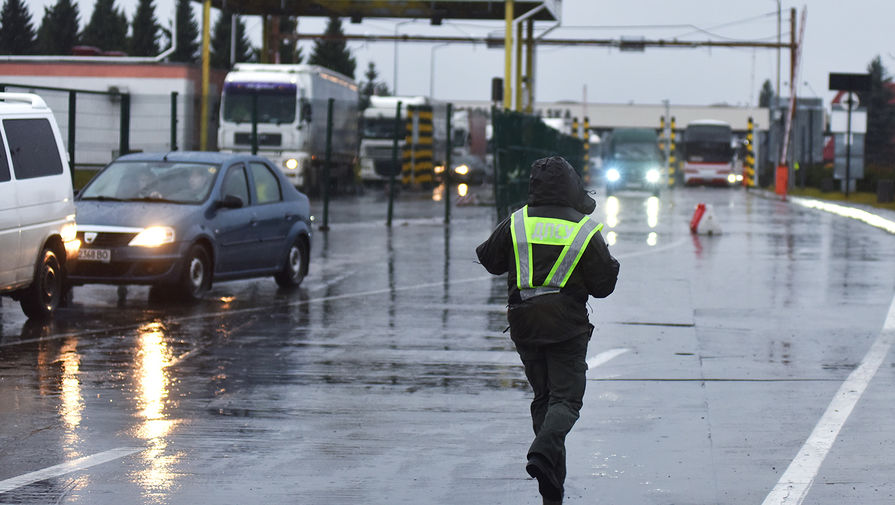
222, 82, 297, 124
684, 124, 733, 163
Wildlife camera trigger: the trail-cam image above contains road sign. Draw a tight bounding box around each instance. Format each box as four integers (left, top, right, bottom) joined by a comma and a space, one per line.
829, 72, 871, 91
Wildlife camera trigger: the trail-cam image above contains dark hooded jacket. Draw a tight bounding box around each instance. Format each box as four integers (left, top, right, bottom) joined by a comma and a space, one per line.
476, 156, 619, 345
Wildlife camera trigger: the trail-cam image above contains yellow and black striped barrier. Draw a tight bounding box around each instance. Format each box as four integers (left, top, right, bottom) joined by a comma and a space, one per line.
401, 105, 435, 188
743, 116, 755, 188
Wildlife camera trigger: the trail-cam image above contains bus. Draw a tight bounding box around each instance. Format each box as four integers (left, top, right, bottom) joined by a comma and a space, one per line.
682, 120, 738, 186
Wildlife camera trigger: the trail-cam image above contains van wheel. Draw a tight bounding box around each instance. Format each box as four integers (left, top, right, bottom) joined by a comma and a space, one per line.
178, 245, 211, 301
275, 236, 308, 288
20, 247, 63, 319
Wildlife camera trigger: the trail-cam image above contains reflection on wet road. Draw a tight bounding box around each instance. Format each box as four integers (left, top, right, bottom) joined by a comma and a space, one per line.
1, 187, 894, 504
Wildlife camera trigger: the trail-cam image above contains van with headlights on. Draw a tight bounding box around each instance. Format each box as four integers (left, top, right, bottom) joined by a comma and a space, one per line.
0, 93, 79, 319
603, 128, 664, 197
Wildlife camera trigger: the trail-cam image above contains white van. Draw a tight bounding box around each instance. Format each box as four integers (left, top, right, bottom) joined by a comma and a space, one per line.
0, 93, 79, 319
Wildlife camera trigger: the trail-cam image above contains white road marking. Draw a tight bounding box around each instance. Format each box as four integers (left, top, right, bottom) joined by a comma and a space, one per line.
587, 348, 630, 370
761, 294, 895, 505
0, 447, 142, 494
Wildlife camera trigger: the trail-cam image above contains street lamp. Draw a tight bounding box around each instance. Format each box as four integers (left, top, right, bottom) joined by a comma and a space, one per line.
429, 43, 450, 98
393, 19, 415, 95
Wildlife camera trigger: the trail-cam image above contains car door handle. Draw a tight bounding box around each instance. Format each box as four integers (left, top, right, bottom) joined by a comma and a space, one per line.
284, 214, 297, 221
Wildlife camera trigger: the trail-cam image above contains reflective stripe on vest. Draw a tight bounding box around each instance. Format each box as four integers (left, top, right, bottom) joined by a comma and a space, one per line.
510, 205, 603, 297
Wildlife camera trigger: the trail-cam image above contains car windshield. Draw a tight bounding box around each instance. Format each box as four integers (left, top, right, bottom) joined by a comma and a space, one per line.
80, 161, 219, 204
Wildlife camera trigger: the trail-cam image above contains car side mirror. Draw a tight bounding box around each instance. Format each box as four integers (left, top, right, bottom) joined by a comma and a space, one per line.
217, 194, 244, 209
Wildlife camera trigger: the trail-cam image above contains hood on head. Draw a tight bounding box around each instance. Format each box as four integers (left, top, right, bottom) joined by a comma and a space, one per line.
527, 156, 596, 214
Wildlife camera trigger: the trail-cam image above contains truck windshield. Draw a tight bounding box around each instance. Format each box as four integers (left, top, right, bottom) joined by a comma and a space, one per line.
363, 117, 400, 139
613, 142, 660, 161
222, 82, 297, 124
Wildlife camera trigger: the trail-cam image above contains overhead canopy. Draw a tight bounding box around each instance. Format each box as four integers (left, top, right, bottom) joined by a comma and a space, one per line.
210, 0, 560, 22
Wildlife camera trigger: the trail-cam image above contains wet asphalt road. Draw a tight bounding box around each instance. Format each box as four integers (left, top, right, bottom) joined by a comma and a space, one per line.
1, 184, 894, 504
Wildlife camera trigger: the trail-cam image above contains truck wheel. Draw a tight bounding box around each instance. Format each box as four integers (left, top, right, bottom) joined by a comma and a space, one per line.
20, 247, 64, 319
275, 236, 308, 288
178, 245, 211, 301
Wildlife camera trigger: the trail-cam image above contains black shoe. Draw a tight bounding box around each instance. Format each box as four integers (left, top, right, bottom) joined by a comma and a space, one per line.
526, 454, 563, 501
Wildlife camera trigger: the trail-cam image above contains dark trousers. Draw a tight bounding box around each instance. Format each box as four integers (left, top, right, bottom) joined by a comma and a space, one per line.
515, 332, 589, 486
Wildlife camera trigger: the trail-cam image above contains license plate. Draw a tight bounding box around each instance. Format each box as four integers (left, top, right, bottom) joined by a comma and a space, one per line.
78, 248, 111, 263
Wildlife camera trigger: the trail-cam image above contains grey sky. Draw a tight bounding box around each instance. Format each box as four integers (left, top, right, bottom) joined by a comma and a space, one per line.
23, 0, 895, 107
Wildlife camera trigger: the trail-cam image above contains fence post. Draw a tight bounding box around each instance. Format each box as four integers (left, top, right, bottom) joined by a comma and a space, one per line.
170, 91, 179, 151
320, 98, 334, 231
68, 91, 76, 184
444, 103, 452, 223
387, 101, 402, 227
251, 93, 259, 155
119, 93, 130, 157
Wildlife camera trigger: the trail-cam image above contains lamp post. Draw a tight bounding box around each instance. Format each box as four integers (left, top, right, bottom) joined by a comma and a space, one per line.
393, 20, 414, 95
429, 43, 450, 98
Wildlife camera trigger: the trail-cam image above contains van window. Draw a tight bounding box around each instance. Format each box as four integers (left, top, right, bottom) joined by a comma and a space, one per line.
4, 118, 64, 179
0, 135, 8, 182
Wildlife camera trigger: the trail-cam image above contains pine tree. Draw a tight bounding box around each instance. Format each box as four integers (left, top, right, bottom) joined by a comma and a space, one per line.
277, 16, 302, 64
210, 11, 252, 69
36, 0, 79, 54
0, 0, 36, 54
169, 0, 198, 62
861, 56, 895, 167
129, 0, 159, 56
81, 0, 127, 52
758, 79, 775, 108
359, 62, 390, 109
309, 16, 356, 79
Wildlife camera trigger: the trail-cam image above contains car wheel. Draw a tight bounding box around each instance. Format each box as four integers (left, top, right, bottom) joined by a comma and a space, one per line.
178, 245, 211, 300
275, 236, 308, 288
20, 247, 64, 319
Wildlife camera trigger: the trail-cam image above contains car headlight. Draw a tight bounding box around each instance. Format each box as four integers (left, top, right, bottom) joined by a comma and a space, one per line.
606, 168, 620, 182
727, 173, 737, 184
434, 164, 445, 174
284, 158, 298, 170
454, 164, 469, 175
61, 216, 77, 243
129, 226, 175, 247
645, 169, 660, 184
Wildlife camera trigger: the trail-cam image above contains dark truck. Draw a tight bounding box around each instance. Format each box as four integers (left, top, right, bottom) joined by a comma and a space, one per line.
602, 128, 664, 196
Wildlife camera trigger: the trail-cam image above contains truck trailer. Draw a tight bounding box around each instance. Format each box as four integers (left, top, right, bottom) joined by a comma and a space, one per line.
217, 64, 359, 193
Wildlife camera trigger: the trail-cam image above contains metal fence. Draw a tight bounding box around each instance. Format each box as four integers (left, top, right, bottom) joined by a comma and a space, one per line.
490, 107, 585, 220
0, 83, 212, 178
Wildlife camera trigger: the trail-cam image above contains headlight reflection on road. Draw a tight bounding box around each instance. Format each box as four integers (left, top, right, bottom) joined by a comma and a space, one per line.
133, 321, 180, 494
59, 337, 84, 460
605, 196, 619, 228
606, 231, 617, 246
646, 196, 659, 229
647, 232, 658, 246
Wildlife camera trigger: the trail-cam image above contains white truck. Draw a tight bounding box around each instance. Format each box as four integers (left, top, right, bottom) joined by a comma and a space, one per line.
358, 95, 447, 184
217, 64, 359, 193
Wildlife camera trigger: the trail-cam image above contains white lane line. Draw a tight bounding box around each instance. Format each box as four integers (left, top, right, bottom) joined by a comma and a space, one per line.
587, 348, 630, 370
0, 447, 142, 495
762, 294, 895, 505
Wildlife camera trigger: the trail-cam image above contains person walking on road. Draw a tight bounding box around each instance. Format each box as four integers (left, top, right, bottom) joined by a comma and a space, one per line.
476, 156, 619, 504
